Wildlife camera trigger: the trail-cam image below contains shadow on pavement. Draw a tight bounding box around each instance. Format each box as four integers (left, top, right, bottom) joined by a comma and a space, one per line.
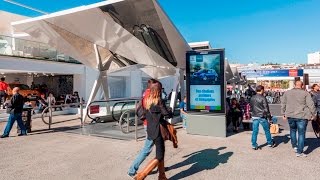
304, 138, 320, 155
167, 147, 233, 180
27, 125, 81, 136
273, 134, 290, 147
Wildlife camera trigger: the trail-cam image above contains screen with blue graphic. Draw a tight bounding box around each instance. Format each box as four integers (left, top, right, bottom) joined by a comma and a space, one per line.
186, 50, 225, 113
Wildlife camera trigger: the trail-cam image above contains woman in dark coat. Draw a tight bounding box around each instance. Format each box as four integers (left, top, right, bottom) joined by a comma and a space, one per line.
134, 82, 172, 180
229, 98, 242, 133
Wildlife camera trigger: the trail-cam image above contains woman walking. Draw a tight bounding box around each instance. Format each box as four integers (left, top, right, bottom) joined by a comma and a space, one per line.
134, 82, 173, 180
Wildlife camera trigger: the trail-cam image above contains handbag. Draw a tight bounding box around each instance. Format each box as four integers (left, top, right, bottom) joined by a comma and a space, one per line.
270, 123, 279, 134
160, 121, 178, 148
160, 122, 171, 141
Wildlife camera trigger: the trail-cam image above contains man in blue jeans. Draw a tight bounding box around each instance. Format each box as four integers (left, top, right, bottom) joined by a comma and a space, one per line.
250, 85, 275, 150
1, 87, 27, 138
281, 81, 316, 157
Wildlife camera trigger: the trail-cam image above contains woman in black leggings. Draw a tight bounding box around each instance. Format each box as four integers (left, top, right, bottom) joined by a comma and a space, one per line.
134, 82, 172, 180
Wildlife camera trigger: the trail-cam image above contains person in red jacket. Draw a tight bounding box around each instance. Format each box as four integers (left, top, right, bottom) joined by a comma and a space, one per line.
0, 77, 9, 109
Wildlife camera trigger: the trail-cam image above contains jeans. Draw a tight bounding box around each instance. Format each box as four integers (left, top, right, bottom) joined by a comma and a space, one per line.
181, 114, 187, 128
288, 118, 308, 154
251, 118, 273, 148
3, 113, 27, 136
128, 126, 154, 176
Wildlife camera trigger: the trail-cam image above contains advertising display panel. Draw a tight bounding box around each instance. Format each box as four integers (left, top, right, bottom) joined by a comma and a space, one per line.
241, 69, 303, 78
186, 50, 225, 113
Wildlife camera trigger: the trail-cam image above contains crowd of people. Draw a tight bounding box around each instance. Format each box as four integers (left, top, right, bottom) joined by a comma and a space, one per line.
227, 85, 284, 104
1, 76, 318, 178
21, 91, 81, 114
226, 80, 318, 157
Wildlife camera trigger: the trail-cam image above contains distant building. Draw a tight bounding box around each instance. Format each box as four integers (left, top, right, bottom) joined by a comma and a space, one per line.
308, 52, 320, 64
188, 41, 212, 50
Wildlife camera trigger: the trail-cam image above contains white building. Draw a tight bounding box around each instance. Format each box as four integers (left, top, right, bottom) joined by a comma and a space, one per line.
308, 52, 320, 64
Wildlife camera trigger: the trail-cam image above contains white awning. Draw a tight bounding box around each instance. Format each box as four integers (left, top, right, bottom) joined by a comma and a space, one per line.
12, 0, 190, 78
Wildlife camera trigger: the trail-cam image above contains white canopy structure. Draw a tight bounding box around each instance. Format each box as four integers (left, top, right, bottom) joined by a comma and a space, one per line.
12, 0, 190, 122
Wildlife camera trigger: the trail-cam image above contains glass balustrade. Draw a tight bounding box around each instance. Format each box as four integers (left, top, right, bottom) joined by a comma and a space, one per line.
0, 35, 81, 64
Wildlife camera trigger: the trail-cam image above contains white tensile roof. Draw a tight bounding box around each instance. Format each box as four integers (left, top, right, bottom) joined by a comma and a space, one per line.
12, 0, 190, 78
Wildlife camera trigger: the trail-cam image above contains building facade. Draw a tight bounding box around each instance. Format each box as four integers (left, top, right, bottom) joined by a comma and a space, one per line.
308, 51, 320, 64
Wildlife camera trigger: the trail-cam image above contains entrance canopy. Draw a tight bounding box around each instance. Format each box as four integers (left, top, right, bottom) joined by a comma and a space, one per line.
12, 0, 190, 78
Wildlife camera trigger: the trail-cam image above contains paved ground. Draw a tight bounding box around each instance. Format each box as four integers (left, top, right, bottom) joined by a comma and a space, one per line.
0, 114, 320, 180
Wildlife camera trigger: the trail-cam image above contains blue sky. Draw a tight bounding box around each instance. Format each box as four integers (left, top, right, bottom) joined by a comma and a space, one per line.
1, 0, 319, 64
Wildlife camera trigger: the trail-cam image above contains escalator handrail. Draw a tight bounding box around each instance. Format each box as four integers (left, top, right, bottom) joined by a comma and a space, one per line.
86, 98, 141, 121
111, 102, 126, 121
119, 101, 136, 119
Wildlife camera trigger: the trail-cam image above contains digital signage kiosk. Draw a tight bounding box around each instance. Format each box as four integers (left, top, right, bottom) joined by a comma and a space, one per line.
186, 49, 226, 137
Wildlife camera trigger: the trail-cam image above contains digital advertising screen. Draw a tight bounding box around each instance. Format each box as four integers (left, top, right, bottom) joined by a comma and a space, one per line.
186, 50, 225, 113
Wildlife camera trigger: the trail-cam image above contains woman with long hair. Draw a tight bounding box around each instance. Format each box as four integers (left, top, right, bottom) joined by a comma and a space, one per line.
134, 82, 172, 180
128, 78, 158, 177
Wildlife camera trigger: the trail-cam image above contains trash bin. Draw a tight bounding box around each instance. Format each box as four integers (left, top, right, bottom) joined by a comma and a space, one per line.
17, 107, 33, 133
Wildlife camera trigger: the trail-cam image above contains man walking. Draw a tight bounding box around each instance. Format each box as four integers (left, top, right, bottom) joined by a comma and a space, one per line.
1, 87, 27, 138
250, 85, 275, 150
281, 81, 316, 157
0, 77, 9, 109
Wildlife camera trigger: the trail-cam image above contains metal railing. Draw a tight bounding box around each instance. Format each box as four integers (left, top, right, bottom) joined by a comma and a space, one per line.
0, 35, 80, 64
41, 99, 84, 129
86, 98, 140, 140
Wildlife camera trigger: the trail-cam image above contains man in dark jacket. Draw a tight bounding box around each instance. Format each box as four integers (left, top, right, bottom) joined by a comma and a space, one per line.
1, 87, 27, 138
250, 85, 275, 150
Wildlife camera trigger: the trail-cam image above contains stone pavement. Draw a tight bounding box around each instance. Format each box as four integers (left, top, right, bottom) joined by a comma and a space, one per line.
0, 115, 319, 180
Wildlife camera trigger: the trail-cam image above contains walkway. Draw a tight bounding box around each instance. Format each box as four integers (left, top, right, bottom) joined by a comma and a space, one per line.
0, 115, 319, 180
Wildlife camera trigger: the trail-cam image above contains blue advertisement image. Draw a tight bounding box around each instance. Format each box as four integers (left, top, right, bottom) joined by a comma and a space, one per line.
189, 54, 221, 85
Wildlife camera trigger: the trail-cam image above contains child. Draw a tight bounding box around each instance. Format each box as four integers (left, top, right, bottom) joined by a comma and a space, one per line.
179, 96, 187, 129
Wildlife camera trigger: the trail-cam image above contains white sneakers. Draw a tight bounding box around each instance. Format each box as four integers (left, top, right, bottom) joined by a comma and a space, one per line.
296, 153, 307, 157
